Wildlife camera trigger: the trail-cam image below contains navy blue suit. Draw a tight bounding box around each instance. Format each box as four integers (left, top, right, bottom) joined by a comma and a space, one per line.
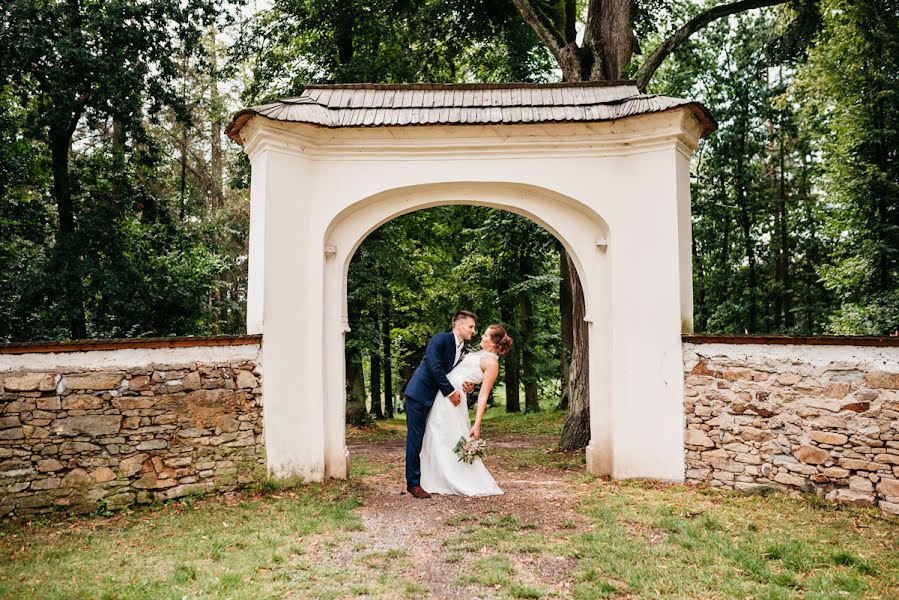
404, 331, 459, 487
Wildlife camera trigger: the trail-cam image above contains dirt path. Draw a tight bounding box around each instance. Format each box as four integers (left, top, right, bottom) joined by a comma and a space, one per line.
313, 436, 595, 599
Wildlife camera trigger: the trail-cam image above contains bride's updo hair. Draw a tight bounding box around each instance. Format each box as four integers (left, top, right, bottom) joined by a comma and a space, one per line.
487, 325, 514, 357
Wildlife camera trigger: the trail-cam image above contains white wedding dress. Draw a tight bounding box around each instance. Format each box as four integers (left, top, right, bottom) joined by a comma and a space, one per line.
419, 351, 503, 496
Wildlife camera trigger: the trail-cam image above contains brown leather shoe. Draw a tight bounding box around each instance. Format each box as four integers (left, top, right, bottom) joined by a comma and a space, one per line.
406, 485, 432, 499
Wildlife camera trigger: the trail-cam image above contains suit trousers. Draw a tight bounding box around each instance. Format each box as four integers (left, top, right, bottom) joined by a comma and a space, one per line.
405, 395, 430, 487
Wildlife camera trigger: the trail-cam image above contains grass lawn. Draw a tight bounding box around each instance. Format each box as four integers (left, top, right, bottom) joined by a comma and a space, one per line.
2, 407, 897, 599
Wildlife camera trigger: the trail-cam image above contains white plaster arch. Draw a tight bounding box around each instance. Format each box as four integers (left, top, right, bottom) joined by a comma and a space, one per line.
240, 110, 704, 485
321, 182, 613, 480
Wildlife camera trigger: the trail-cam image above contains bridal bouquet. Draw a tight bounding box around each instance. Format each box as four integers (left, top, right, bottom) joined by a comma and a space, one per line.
453, 436, 488, 464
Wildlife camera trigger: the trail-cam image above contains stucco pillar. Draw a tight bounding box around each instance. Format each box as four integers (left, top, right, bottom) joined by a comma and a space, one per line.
257, 148, 327, 480
604, 147, 691, 482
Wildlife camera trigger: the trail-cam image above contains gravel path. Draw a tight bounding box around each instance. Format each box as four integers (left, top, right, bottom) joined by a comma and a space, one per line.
309, 436, 594, 598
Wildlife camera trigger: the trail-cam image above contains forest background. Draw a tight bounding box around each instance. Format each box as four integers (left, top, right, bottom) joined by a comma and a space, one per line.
1, 1, 897, 436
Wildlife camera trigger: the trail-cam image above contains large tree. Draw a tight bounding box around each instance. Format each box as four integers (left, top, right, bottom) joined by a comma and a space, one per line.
0, 0, 224, 339
508, 0, 818, 451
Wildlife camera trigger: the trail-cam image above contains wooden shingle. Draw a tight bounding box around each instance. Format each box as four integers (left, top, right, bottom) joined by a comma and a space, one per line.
226, 81, 716, 143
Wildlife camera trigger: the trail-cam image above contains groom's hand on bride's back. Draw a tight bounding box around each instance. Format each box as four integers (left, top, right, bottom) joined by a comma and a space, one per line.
448, 390, 462, 406
462, 382, 475, 394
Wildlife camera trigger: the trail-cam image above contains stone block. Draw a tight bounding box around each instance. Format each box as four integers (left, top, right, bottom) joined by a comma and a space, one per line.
59, 441, 101, 454
136, 439, 168, 451
111, 397, 157, 410
63, 372, 123, 391
774, 472, 806, 487
51, 415, 121, 437
723, 369, 752, 381
182, 371, 202, 390
826, 488, 875, 507
838, 458, 883, 472
841, 402, 870, 414
876, 478, 899, 498
810, 431, 848, 446
824, 382, 851, 398
162, 483, 210, 500
121, 416, 141, 429
2, 401, 34, 413
849, 475, 874, 492
36, 459, 64, 472
784, 462, 818, 476
793, 445, 829, 465
777, 373, 802, 386
118, 453, 148, 477
177, 428, 208, 438
106, 492, 136, 509
3, 372, 56, 391
0, 426, 24, 440
62, 395, 104, 410
91, 467, 117, 483
132, 472, 178, 489
36, 397, 62, 411
742, 428, 775, 442
61, 468, 92, 487
802, 399, 842, 413
822, 467, 850, 479
865, 371, 899, 390
0, 416, 21, 429
128, 376, 151, 391
31, 477, 61, 490
880, 500, 899, 515
814, 416, 848, 429
875, 453, 899, 465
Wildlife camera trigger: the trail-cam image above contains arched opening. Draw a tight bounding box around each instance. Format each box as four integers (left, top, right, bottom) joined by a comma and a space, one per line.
320, 182, 612, 480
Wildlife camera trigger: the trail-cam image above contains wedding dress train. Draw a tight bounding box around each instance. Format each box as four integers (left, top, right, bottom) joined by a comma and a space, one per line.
419, 351, 503, 496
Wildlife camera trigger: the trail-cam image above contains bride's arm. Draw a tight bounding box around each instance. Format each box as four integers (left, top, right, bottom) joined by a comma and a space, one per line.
469, 356, 500, 440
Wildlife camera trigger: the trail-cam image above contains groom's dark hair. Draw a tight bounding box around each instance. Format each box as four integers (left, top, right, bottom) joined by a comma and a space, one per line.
452, 310, 477, 324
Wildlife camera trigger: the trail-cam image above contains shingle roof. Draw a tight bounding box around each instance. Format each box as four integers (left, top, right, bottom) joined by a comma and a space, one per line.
226, 82, 716, 144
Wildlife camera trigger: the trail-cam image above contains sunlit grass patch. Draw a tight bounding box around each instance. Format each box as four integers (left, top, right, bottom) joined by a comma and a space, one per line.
0, 481, 367, 599
509, 581, 547, 598
455, 555, 515, 586
443, 512, 478, 526
566, 479, 899, 598
359, 547, 410, 570
443, 512, 546, 555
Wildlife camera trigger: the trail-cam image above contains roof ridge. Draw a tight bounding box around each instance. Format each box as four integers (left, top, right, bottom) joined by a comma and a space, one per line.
301, 81, 637, 91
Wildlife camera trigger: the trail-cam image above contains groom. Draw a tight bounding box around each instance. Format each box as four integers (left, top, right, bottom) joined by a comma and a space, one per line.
403, 310, 477, 498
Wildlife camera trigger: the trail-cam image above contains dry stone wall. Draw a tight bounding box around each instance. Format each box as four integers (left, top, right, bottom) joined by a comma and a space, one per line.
0, 341, 263, 519
683, 341, 899, 515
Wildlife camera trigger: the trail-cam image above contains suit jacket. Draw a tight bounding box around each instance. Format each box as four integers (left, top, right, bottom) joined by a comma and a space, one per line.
404, 331, 459, 407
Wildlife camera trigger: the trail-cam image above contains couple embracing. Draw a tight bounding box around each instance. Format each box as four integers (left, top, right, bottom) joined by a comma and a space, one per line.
404, 310, 513, 499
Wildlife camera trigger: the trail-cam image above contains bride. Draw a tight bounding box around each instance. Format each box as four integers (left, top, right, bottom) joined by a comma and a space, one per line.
419, 324, 513, 496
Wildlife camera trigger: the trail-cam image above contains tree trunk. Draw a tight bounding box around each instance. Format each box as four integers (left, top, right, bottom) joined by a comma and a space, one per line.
209, 28, 224, 210
497, 278, 520, 413
370, 350, 383, 418
345, 347, 368, 425
50, 130, 87, 340
519, 279, 539, 413
593, 0, 636, 80
382, 292, 393, 418
557, 247, 573, 411
560, 252, 590, 451
346, 297, 368, 425
735, 95, 757, 333
778, 115, 792, 328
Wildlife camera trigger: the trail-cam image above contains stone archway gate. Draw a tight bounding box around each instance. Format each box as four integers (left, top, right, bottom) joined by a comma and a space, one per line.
226, 82, 716, 482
